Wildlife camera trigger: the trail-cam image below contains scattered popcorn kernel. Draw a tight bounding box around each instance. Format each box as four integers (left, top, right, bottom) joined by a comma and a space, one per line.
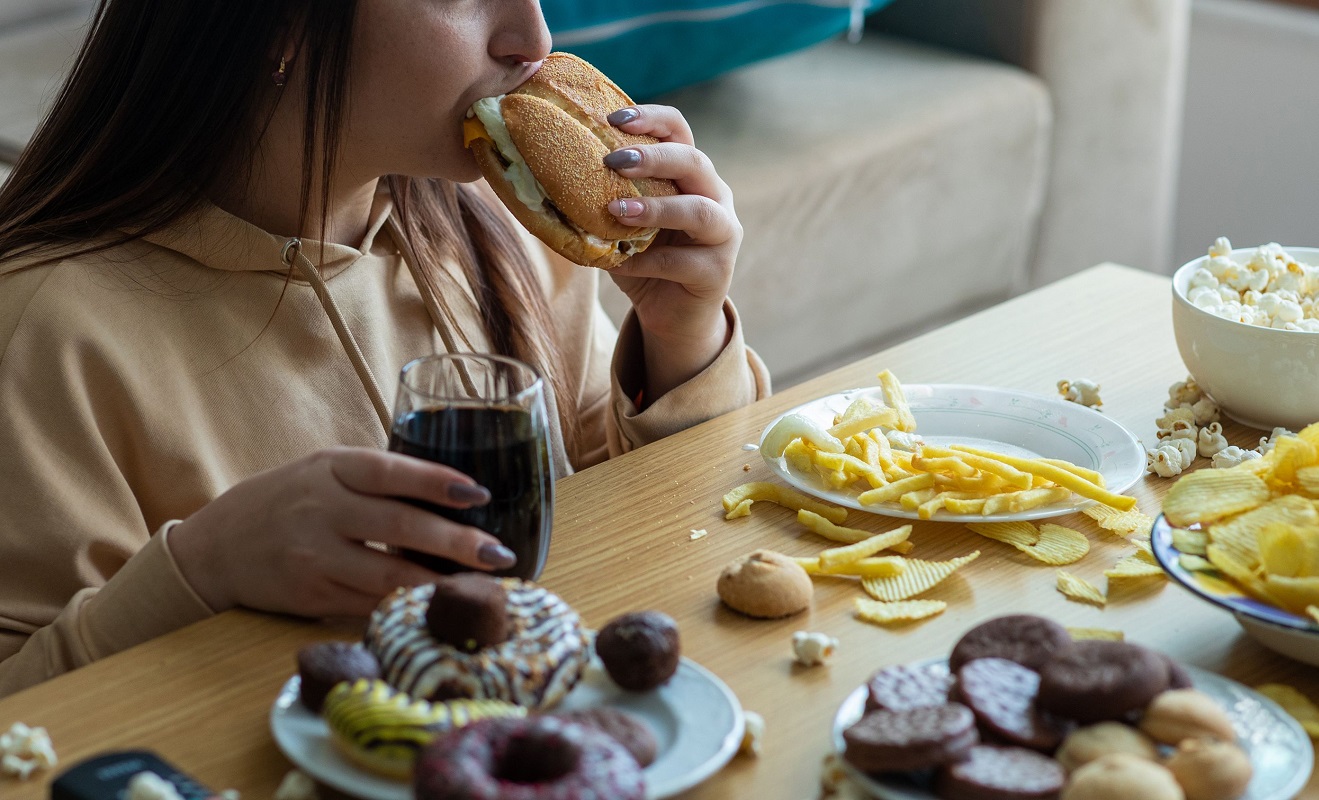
1213, 446, 1262, 469
1058, 379, 1103, 408
791, 631, 839, 666
739, 710, 765, 756
1147, 445, 1186, 478
1198, 422, 1229, 458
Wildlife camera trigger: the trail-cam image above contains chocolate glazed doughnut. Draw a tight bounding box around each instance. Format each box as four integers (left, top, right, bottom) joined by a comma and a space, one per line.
413, 716, 644, 800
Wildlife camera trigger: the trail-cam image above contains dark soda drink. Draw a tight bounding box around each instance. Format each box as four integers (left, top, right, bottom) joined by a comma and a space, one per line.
387, 405, 551, 580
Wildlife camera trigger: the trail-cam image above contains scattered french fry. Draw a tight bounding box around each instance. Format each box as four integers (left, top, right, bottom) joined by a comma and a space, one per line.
797, 556, 907, 578
1067, 627, 1124, 641
819, 526, 914, 569
722, 482, 848, 524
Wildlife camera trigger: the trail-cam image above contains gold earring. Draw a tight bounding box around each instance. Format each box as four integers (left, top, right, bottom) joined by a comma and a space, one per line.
271, 57, 287, 87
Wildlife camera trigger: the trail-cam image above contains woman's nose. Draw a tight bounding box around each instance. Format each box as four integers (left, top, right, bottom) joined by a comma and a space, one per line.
490, 2, 552, 65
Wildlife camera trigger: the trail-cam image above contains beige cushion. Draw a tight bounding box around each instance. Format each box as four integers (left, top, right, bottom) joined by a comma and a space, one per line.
600, 35, 1050, 383
0, 7, 88, 147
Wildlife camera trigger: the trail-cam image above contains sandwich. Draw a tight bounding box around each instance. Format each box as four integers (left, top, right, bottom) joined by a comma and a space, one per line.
464, 52, 678, 270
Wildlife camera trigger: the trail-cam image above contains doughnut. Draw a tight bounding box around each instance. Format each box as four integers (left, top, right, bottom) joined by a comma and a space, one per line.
554, 707, 659, 767
322, 679, 524, 779
297, 641, 380, 713
595, 610, 681, 692
413, 715, 645, 800
365, 579, 591, 710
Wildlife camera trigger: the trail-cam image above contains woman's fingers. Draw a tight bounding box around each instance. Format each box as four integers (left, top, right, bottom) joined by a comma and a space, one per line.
608, 104, 694, 146
335, 495, 517, 571
604, 142, 727, 201
609, 194, 738, 248
325, 447, 491, 508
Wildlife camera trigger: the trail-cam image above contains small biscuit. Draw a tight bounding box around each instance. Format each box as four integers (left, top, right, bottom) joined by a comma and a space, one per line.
1138, 689, 1236, 745
717, 550, 813, 618
1163, 738, 1253, 800
1056, 722, 1159, 773
1061, 754, 1185, 800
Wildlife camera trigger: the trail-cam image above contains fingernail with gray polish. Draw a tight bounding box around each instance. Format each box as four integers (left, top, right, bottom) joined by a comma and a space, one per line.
608, 107, 639, 126
603, 149, 641, 169
478, 542, 517, 569
449, 483, 491, 505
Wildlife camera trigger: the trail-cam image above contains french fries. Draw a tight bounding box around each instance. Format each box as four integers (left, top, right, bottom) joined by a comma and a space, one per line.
762, 372, 1133, 519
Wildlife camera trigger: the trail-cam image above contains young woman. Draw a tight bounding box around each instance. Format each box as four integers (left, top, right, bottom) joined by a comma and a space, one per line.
0, 0, 768, 697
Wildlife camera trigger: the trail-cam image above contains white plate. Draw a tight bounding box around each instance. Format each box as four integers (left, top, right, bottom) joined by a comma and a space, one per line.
831, 658, 1314, 800
270, 658, 744, 800
760, 384, 1145, 522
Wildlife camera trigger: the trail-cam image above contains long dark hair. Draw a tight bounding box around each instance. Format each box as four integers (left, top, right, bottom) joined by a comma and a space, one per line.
0, 0, 577, 450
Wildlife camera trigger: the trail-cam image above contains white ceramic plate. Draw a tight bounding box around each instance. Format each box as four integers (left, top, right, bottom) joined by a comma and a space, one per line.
270, 658, 743, 800
760, 384, 1145, 522
831, 658, 1313, 800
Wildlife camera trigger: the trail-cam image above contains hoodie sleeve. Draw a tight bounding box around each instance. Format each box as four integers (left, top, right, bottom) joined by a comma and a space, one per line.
533, 244, 771, 471
0, 264, 214, 698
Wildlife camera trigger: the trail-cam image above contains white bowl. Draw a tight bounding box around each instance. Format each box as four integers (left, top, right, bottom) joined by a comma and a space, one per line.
1172, 246, 1319, 430
1235, 614, 1319, 668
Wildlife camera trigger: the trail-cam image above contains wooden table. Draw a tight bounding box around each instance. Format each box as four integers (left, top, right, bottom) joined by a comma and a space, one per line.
2, 264, 1316, 799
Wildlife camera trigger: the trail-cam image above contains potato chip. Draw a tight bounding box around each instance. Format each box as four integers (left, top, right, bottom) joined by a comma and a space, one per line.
966, 521, 1040, 548
1254, 684, 1319, 738
1103, 556, 1166, 589
1263, 574, 1319, 615
1308, 605, 1319, 625
1266, 435, 1319, 489
819, 525, 913, 568
1128, 539, 1157, 564
722, 482, 848, 523
761, 413, 845, 458
1067, 627, 1124, 641
877, 370, 917, 433
798, 556, 907, 579
1206, 544, 1281, 606
1163, 469, 1270, 527
1179, 553, 1216, 572
1021, 524, 1090, 565
1171, 527, 1208, 556
858, 473, 936, 505
1056, 570, 1106, 607
854, 598, 947, 625
861, 552, 980, 601
1210, 495, 1318, 571
1257, 521, 1319, 578
1296, 466, 1319, 498
1082, 504, 1155, 537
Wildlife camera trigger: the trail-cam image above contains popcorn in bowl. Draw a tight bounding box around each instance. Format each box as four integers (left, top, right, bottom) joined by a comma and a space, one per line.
1184, 238, 1319, 332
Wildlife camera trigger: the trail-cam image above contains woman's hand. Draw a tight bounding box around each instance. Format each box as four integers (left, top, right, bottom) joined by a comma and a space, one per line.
602, 105, 742, 402
168, 447, 515, 618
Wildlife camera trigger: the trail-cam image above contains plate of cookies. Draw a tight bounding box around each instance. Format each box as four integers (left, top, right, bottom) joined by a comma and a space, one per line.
831, 615, 1313, 800
759, 377, 1145, 523
269, 575, 744, 800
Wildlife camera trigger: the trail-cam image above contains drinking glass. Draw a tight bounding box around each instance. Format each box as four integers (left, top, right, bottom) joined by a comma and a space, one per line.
387, 353, 553, 580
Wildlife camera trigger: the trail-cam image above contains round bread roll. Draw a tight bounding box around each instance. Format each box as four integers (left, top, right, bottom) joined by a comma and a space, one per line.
1138, 689, 1237, 745
464, 52, 678, 269
1055, 722, 1160, 773
1163, 738, 1253, 800
717, 550, 813, 618
1061, 754, 1186, 800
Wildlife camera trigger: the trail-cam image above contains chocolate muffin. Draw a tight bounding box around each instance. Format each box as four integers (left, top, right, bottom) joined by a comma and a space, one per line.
297, 641, 381, 713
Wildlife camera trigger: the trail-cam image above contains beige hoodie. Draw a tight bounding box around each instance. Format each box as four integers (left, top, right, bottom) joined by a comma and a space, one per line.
0, 190, 769, 697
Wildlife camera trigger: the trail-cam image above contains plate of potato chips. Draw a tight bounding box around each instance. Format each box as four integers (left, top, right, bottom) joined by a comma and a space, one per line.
759, 375, 1144, 523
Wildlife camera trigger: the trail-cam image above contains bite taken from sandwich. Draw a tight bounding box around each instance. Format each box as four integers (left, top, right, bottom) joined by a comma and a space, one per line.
464, 52, 678, 270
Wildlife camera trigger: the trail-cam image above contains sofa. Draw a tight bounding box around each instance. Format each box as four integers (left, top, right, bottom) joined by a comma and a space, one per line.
0, 0, 1190, 387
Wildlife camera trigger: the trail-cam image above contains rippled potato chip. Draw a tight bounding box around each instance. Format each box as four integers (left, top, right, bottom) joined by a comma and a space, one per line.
1104, 555, 1166, 589
1179, 553, 1216, 572
1206, 544, 1281, 606
1163, 470, 1270, 527
966, 521, 1039, 548
1263, 575, 1319, 615
861, 552, 980, 601
1171, 527, 1208, 556
1082, 504, 1155, 538
853, 598, 947, 625
1255, 684, 1319, 738
1056, 570, 1106, 607
1210, 495, 1318, 572
1022, 524, 1090, 565
1257, 520, 1319, 578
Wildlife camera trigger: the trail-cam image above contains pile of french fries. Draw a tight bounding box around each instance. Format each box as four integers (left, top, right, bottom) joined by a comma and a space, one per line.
762, 370, 1136, 519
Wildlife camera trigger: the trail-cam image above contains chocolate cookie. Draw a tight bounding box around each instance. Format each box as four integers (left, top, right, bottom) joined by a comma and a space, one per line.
949, 615, 1073, 673
555, 707, 659, 767
957, 658, 1071, 752
1163, 654, 1194, 691
842, 703, 978, 774
934, 745, 1066, 800
1037, 641, 1169, 723
865, 662, 955, 713
297, 641, 381, 714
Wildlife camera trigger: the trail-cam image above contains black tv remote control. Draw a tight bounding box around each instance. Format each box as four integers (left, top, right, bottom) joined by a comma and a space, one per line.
50, 750, 215, 800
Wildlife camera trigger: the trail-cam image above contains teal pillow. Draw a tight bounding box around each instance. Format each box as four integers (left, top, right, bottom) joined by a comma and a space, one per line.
543, 1, 895, 101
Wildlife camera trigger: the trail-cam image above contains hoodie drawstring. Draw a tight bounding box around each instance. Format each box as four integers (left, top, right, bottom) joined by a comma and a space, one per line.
282, 238, 393, 434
